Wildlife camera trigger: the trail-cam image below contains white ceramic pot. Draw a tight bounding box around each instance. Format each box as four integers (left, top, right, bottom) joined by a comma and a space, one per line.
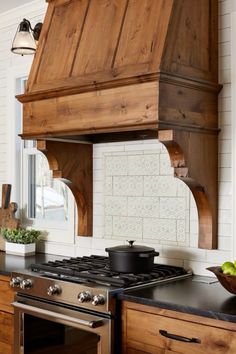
5, 242, 35, 256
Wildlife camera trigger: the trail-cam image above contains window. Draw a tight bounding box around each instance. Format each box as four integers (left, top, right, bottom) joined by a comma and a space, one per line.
232, 11, 236, 259
25, 141, 69, 221
13, 76, 75, 244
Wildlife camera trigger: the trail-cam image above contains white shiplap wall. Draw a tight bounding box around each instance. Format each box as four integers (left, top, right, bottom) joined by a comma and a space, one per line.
0, 0, 233, 275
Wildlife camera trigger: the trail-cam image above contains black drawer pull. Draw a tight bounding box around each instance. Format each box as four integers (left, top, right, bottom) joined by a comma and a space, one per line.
159, 330, 201, 344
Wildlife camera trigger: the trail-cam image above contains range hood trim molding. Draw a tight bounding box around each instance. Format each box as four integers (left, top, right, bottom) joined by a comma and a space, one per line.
16, 72, 221, 104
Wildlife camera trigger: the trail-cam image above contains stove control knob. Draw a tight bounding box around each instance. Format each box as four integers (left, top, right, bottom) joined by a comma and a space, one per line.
9, 277, 22, 288
92, 294, 105, 306
20, 279, 33, 290
78, 291, 92, 303
47, 285, 61, 296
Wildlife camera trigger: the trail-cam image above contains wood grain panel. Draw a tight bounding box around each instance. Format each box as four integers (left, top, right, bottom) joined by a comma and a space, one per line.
126, 308, 236, 354
159, 81, 218, 130
123, 301, 236, 332
0, 311, 13, 354
0, 278, 14, 314
161, 0, 218, 82
158, 129, 218, 249
23, 82, 158, 138
72, 0, 127, 76
127, 348, 164, 354
114, 0, 172, 71
36, 0, 89, 83
26, 0, 55, 92
0, 342, 12, 354
37, 140, 92, 236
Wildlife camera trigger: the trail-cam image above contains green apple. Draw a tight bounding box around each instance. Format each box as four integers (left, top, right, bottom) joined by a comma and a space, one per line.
221, 261, 234, 272
230, 268, 236, 276
223, 267, 235, 275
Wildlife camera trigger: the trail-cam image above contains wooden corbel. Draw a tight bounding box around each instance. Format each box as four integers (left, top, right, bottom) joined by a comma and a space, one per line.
37, 140, 92, 236
158, 129, 218, 249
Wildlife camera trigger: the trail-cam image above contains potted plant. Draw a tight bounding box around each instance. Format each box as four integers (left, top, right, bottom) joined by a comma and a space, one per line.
1, 227, 41, 256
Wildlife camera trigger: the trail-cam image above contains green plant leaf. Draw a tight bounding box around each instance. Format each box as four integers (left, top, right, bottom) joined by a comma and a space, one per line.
1, 227, 41, 244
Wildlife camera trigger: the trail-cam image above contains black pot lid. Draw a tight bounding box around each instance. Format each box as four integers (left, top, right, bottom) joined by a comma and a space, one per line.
105, 240, 155, 253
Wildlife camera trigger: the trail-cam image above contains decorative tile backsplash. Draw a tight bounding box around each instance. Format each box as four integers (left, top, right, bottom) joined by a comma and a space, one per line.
104, 145, 190, 246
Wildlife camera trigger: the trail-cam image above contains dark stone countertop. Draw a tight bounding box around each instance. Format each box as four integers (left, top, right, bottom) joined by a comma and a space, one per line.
0, 251, 64, 276
119, 275, 236, 323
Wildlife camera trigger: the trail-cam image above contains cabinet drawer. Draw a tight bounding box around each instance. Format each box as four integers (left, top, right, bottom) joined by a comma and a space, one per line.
126, 308, 236, 354
0, 311, 13, 346
0, 277, 14, 313
0, 342, 12, 354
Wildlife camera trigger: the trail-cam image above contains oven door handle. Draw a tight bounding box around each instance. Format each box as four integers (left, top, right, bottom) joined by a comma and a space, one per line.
12, 301, 104, 328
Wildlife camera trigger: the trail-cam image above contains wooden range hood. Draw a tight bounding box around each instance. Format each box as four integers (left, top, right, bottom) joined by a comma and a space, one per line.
17, 0, 221, 249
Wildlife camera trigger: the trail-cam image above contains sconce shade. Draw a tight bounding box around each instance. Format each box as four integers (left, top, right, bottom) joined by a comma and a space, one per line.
11, 19, 42, 56
11, 31, 36, 55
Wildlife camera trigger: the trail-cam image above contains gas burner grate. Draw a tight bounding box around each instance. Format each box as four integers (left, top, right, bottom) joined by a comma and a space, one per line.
31, 256, 188, 288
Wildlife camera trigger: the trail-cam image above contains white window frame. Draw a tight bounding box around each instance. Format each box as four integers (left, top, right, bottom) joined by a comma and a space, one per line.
7, 62, 76, 244
232, 10, 236, 259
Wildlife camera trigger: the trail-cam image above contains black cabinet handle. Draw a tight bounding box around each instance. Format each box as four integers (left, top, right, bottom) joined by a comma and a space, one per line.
159, 330, 201, 344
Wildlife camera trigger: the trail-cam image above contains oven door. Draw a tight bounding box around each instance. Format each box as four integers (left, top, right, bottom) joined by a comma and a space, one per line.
13, 295, 113, 354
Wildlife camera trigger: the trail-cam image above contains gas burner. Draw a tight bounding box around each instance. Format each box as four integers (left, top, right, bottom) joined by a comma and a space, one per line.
30, 256, 189, 288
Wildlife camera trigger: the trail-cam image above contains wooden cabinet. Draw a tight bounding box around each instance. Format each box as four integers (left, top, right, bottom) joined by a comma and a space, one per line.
0, 275, 14, 354
122, 301, 236, 354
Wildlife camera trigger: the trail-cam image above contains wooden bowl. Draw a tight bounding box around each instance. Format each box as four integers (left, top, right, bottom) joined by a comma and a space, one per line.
207, 266, 236, 295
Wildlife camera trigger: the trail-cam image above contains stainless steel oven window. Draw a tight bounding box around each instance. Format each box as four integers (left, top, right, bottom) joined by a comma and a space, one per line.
13, 297, 113, 354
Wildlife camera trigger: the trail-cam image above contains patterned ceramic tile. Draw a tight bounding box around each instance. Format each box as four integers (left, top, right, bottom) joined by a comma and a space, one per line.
105, 156, 128, 176
143, 218, 176, 240
105, 196, 127, 216
113, 216, 142, 237
177, 180, 189, 197
177, 219, 187, 242
104, 177, 113, 195
159, 153, 173, 175
159, 197, 186, 219
104, 216, 112, 236
128, 197, 159, 217
144, 176, 177, 196
113, 176, 143, 196
128, 155, 160, 175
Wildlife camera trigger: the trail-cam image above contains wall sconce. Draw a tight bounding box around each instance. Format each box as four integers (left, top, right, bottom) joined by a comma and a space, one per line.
11, 19, 42, 56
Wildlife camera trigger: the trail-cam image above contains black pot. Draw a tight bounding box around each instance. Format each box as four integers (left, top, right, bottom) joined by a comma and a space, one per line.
105, 240, 159, 273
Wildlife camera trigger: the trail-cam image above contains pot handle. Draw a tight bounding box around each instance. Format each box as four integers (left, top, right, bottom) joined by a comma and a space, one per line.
139, 251, 159, 258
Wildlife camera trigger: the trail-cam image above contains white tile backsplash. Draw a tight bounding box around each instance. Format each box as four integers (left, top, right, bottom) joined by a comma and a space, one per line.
144, 176, 177, 196
104, 216, 112, 236
105, 156, 128, 176
113, 216, 142, 238
128, 197, 159, 218
113, 176, 143, 196
105, 196, 127, 216
143, 218, 176, 240
159, 197, 186, 219
128, 155, 160, 175
159, 153, 173, 175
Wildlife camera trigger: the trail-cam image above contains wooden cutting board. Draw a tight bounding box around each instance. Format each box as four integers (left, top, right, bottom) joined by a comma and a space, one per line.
0, 184, 20, 251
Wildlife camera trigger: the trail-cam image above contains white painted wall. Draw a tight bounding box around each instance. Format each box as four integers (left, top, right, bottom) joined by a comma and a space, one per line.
0, 0, 233, 275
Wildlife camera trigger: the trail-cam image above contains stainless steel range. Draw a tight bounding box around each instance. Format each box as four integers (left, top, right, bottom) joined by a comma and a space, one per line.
10, 255, 191, 354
